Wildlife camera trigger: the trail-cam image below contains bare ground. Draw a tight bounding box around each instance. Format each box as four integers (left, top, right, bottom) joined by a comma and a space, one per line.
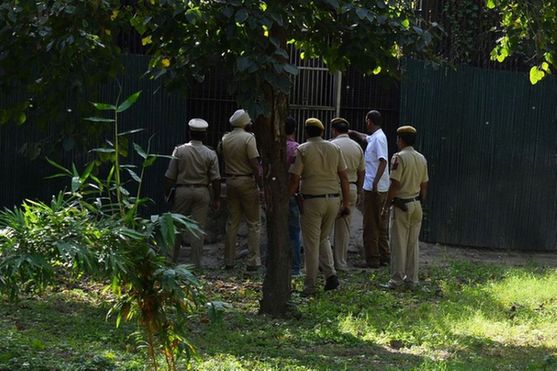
176, 207, 557, 269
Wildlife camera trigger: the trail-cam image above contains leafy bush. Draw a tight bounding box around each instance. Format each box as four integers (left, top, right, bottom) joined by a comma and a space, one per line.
0, 91, 203, 370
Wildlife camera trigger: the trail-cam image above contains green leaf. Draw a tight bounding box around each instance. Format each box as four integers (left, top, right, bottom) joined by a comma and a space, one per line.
237, 57, 255, 72
144, 155, 157, 167
91, 102, 116, 111
84, 117, 115, 123
283, 64, 299, 76
529, 66, 545, 85
185, 8, 202, 25
118, 128, 145, 136
235, 9, 249, 23
486, 0, 496, 9
45, 157, 72, 175
372, 66, 382, 75
133, 143, 147, 159
401, 19, 410, 29
116, 91, 142, 113
356, 8, 368, 20
91, 148, 116, 153
544, 52, 555, 67
125, 168, 141, 182
17, 112, 26, 125
160, 213, 176, 250
81, 162, 95, 182
71, 176, 81, 192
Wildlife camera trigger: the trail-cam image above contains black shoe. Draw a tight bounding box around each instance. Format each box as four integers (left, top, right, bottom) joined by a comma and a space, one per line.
324, 275, 339, 291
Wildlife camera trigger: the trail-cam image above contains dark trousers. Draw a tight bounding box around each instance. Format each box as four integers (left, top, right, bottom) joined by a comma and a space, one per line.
362, 190, 390, 264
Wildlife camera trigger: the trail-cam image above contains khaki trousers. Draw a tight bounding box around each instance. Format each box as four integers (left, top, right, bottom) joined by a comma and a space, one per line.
362, 191, 390, 265
172, 186, 211, 268
301, 196, 339, 294
332, 185, 357, 270
224, 176, 261, 267
390, 201, 422, 285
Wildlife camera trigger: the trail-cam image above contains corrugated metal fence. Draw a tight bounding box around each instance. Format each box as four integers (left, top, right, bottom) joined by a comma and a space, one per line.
401, 59, 557, 251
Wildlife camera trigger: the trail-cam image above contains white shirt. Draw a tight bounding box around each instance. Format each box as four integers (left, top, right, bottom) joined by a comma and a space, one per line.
363, 129, 390, 192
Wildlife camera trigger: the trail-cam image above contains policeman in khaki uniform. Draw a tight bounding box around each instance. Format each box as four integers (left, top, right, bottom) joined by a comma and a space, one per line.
289, 118, 351, 296
222, 109, 262, 271
164, 118, 221, 268
381, 125, 429, 290
329, 118, 365, 271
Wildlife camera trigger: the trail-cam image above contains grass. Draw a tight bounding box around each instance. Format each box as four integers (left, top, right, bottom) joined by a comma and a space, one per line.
2, 261, 557, 370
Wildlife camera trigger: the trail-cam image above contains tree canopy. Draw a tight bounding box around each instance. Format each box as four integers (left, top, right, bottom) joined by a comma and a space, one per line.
488, 0, 557, 83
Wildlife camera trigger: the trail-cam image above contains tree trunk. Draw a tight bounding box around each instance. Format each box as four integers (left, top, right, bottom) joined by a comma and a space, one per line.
256, 86, 291, 316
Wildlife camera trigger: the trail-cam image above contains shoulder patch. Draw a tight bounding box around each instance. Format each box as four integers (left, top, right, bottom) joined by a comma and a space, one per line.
391, 155, 399, 171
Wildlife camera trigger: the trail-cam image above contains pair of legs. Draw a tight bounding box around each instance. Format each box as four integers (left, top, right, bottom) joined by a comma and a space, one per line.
362, 190, 390, 267
288, 197, 302, 275
300, 197, 339, 294
332, 185, 358, 270
224, 177, 261, 268
389, 201, 422, 286
172, 187, 210, 268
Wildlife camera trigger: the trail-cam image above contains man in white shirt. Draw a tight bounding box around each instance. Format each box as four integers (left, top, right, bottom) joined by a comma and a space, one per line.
349, 110, 390, 268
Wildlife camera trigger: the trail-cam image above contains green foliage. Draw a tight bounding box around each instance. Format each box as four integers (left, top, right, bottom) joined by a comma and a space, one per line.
0, 0, 126, 154
489, 0, 557, 83
0, 92, 203, 369
440, 0, 500, 66
134, 0, 440, 116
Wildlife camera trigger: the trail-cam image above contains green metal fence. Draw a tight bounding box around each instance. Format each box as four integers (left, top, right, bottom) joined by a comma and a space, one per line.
401, 59, 557, 251
0, 55, 187, 211
1, 54, 400, 214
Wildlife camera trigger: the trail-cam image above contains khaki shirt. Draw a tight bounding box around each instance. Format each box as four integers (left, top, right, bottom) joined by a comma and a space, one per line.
290, 137, 347, 195
165, 141, 220, 185
331, 134, 364, 183
222, 128, 259, 175
390, 146, 428, 198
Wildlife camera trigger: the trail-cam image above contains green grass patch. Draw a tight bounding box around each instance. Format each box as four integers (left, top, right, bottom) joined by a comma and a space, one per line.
2, 262, 557, 369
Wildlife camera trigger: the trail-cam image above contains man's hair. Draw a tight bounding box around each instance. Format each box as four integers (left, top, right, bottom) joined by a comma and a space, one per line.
305, 126, 323, 138
366, 110, 382, 127
190, 131, 206, 141
285, 117, 297, 135
398, 132, 416, 146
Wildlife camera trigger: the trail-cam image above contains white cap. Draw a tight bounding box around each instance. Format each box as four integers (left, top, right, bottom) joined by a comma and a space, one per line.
229, 109, 251, 127
188, 118, 209, 131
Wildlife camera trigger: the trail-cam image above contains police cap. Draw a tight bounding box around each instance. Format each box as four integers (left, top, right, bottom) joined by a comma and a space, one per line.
305, 118, 324, 130
188, 118, 209, 131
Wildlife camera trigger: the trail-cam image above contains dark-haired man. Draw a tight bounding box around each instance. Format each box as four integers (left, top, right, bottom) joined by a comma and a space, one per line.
381, 125, 428, 290
330, 117, 364, 271
350, 110, 390, 268
289, 118, 351, 296
164, 118, 221, 268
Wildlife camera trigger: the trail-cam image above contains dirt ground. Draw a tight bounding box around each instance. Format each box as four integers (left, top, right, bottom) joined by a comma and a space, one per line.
177, 207, 557, 269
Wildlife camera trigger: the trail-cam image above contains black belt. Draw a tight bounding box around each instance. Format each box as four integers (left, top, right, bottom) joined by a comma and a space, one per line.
302, 193, 340, 199
176, 184, 208, 188
225, 173, 253, 177
394, 196, 420, 204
